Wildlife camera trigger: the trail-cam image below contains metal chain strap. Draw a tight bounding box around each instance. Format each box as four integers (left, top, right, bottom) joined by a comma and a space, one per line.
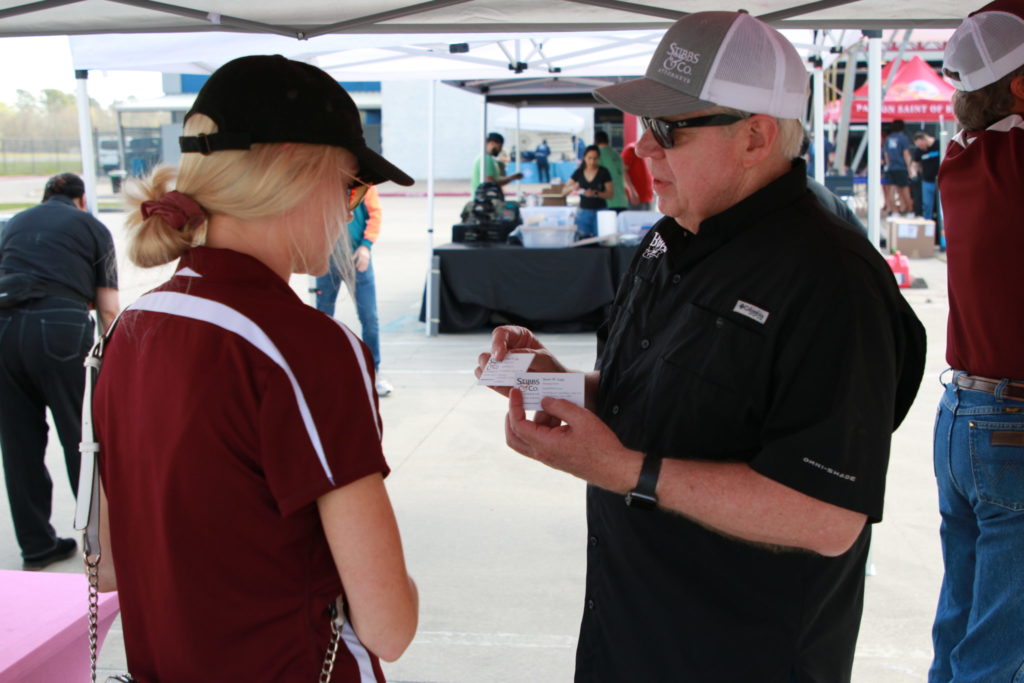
85, 553, 101, 683
319, 602, 342, 683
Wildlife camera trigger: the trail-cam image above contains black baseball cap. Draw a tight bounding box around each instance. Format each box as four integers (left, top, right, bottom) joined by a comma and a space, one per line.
180, 55, 413, 187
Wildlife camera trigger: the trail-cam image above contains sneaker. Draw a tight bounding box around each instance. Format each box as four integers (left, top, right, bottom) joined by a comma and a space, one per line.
375, 377, 394, 397
22, 537, 77, 571
903, 212, 916, 218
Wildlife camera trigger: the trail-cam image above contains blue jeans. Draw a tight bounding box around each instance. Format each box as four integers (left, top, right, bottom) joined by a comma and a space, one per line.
921, 180, 937, 221
930, 372, 1024, 683
315, 260, 381, 371
575, 209, 597, 239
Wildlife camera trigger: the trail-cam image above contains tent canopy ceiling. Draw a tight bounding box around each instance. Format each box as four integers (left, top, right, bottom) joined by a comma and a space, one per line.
0, 0, 968, 40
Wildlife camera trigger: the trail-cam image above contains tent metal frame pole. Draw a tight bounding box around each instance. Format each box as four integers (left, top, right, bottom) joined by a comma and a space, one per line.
74, 68, 98, 217
833, 46, 858, 174
0, 0, 83, 21
425, 79, 438, 337
867, 33, 882, 250
851, 30, 912, 173
106, 0, 297, 37
812, 57, 825, 183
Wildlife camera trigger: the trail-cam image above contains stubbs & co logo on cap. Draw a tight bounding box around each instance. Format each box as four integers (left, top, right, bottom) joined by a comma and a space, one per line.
659, 42, 702, 84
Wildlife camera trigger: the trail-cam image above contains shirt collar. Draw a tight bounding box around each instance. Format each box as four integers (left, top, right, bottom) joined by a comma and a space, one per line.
175, 246, 300, 300
46, 195, 77, 208
664, 159, 808, 272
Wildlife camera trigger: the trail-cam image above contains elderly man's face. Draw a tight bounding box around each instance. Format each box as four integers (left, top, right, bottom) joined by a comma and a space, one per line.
637, 109, 744, 232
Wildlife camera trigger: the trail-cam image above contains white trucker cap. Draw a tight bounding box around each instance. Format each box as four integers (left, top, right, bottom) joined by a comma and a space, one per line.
594, 11, 808, 119
943, 10, 1024, 91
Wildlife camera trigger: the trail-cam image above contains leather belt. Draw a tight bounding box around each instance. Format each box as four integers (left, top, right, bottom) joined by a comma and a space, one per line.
955, 374, 1024, 402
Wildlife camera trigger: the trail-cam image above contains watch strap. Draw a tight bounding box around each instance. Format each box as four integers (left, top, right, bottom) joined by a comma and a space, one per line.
625, 452, 661, 509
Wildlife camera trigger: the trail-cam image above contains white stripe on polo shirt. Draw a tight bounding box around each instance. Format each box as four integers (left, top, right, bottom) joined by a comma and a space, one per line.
129, 290, 379, 486
332, 319, 382, 441
341, 621, 378, 683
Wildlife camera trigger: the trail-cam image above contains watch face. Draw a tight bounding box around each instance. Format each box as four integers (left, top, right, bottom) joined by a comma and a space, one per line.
625, 491, 657, 509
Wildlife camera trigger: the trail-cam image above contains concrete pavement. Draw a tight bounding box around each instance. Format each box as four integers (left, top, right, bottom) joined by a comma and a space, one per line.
0, 174, 949, 682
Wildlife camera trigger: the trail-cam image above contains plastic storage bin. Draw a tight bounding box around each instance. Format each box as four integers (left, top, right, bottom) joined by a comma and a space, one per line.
521, 225, 577, 248
520, 206, 577, 227
616, 210, 662, 234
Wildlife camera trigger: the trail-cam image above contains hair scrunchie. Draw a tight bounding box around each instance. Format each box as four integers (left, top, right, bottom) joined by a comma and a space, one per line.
140, 190, 206, 231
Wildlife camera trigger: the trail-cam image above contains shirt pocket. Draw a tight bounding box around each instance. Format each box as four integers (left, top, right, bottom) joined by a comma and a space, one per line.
644, 302, 767, 453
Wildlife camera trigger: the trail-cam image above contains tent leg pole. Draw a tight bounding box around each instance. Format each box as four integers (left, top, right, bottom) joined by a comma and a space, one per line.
866, 32, 883, 252
75, 69, 99, 216
425, 79, 438, 337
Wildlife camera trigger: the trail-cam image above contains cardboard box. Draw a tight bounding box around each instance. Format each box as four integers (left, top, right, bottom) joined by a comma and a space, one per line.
888, 217, 935, 258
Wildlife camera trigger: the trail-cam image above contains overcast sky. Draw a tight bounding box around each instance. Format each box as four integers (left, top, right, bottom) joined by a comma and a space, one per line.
0, 36, 163, 107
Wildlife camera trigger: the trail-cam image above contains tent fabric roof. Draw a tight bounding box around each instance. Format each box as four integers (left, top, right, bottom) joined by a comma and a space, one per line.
825, 55, 955, 122
0, 0, 969, 39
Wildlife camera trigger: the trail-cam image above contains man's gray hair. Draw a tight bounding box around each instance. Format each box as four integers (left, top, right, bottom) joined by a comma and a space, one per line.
704, 106, 804, 159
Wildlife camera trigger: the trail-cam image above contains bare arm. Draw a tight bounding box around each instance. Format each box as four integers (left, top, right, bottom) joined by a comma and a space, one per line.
596, 180, 614, 200
94, 287, 120, 333
504, 391, 867, 557
318, 473, 418, 662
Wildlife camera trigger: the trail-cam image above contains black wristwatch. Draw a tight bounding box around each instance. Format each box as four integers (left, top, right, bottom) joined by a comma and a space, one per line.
625, 453, 661, 509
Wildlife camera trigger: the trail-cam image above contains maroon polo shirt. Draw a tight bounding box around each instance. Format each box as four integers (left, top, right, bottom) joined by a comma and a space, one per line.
95, 247, 388, 682
940, 115, 1024, 380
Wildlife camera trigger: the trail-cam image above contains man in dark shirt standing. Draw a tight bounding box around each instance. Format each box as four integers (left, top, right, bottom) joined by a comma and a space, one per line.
912, 130, 943, 245
534, 139, 551, 184
476, 12, 925, 682
0, 173, 119, 569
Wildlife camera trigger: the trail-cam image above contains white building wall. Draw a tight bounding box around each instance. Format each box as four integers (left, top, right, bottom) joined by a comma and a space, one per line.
382, 81, 484, 182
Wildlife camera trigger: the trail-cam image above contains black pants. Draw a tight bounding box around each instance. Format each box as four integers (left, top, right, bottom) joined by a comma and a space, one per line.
0, 297, 93, 559
537, 159, 550, 183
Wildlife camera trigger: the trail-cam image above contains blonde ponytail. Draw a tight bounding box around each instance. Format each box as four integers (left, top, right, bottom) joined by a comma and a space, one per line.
124, 165, 207, 268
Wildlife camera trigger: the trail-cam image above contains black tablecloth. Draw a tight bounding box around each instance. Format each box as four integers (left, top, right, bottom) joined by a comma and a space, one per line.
422, 242, 639, 332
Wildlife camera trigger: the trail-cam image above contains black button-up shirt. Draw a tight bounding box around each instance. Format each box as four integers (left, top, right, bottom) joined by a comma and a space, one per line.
576, 162, 925, 682
0, 195, 118, 301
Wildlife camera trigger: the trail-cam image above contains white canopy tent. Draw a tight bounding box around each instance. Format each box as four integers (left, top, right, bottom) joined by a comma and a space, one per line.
1, 0, 966, 332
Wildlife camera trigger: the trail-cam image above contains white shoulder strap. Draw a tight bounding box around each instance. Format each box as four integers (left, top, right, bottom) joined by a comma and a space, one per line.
74, 310, 126, 557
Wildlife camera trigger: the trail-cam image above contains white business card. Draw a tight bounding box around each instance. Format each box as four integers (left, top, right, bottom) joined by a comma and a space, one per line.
515, 372, 585, 410
477, 352, 534, 386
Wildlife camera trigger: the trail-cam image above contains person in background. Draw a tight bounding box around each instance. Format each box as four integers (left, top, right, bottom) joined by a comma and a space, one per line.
471, 132, 523, 193
561, 145, 612, 239
571, 134, 586, 161
805, 131, 837, 174
0, 172, 118, 571
594, 130, 631, 212
316, 185, 393, 397
621, 141, 654, 210
929, 3, 1024, 681
883, 119, 915, 216
534, 139, 551, 184
911, 130, 944, 246
478, 11, 925, 682
798, 134, 868, 237
93, 55, 418, 681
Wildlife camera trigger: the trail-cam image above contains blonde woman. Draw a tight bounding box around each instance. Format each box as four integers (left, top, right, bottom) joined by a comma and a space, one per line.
92, 56, 417, 682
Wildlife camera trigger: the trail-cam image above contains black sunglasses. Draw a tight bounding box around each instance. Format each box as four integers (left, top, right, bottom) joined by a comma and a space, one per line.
641, 114, 748, 149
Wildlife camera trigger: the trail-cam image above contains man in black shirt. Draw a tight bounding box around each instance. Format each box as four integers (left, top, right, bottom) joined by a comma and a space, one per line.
912, 131, 943, 244
477, 12, 925, 682
0, 173, 119, 569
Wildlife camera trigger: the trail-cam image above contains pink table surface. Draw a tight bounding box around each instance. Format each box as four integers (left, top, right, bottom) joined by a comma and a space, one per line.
0, 569, 120, 682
